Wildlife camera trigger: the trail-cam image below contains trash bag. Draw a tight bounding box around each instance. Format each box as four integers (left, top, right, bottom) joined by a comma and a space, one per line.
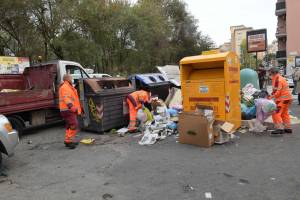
242, 95, 255, 107
167, 108, 178, 117
241, 103, 248, 113
255, 98, 276, 123
167, 121, 177, 130
249, 119, 267, 133
242, 83, 260, 96
245, 106, 256, 117
137, 109, 148, 123
261, 100, 276, 114
242, 105, 256, 120
137, 108, 153, 123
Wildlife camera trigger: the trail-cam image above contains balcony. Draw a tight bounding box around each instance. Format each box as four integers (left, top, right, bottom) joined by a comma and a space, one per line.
275, 1, 286, 16
276, 50, 287, 60
276, 26, 287, 38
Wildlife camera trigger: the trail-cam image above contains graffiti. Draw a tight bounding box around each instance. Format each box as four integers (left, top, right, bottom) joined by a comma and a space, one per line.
88, 98, 103, 123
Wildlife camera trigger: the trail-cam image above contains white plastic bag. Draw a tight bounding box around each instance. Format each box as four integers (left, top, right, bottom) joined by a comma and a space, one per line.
249, 119, 267, 133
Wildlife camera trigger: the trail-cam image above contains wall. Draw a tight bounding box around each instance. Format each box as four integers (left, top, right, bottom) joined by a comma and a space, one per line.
286, 0, 300, 56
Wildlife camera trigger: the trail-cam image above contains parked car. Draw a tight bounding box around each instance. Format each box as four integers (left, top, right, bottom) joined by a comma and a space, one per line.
285, 76, 294, 88
89, 73, 112, 78
0, 115, 19, 166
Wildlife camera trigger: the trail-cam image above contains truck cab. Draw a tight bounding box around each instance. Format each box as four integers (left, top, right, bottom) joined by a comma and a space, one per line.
0, 60, 90, 135
32, 60, 90, 85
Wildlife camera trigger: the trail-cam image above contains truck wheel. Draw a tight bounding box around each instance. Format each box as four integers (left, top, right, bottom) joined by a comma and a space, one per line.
8, 117, 24, 137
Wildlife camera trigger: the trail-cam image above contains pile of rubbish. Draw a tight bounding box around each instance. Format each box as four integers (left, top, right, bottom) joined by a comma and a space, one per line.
118, 88, 183, 146
138, 88, 182, 145
241, 83, 278, 132
241, 84, 261, 120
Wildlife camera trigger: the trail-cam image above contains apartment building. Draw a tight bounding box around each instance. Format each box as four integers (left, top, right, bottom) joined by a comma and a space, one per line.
230, 25, 253, 57
275, 0, 300, 74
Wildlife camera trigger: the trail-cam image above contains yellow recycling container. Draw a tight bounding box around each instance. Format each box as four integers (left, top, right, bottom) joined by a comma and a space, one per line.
180, 50, 241, 129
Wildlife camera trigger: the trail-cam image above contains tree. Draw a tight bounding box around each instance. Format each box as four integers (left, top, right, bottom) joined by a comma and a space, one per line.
240, 39, 259, 69
0, 0, 215, 74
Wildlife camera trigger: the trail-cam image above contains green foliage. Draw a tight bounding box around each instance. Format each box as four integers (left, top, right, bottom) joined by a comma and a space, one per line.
0, 0, 214, 74
239, 39, 259, 69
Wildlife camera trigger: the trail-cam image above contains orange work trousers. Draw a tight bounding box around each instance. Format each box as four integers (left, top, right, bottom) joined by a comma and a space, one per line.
127, 99, 139, 132
61, 111, 78, 143
272, 100, 291, 129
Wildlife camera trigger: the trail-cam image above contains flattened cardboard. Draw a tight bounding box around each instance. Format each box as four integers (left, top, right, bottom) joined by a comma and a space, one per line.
220, 122, 235, 133
179, 112, 214, 148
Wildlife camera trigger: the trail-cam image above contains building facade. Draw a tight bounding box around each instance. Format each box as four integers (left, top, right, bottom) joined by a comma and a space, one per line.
219, 42, 232, 52
230, 25, 253, 57
275, 0, 300, 74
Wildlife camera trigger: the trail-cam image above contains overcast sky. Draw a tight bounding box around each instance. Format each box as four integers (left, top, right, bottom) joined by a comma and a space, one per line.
184, 0, 277, 46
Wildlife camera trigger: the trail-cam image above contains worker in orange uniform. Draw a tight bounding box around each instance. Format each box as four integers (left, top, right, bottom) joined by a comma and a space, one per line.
269, 67, 293, 135
59, 74, 82, 149
126, 89, 151, 132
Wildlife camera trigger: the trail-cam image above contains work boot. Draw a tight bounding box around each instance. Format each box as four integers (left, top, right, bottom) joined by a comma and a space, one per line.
64, 142, 77, 149
284, 129, 293, 134
271, 129, 284, 136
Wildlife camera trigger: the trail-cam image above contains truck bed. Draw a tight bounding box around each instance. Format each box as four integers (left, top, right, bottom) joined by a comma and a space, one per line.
0, 90, 55, 115
0, 64, 57, 115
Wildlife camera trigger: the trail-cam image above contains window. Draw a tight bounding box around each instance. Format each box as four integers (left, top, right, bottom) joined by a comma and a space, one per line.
66, 65, 89, 80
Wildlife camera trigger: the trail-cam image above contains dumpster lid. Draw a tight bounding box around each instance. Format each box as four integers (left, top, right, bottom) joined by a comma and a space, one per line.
83, 78, 131, 93
157, 65, 180, 87
130, 73, 170, 85
180, 52, 231, 65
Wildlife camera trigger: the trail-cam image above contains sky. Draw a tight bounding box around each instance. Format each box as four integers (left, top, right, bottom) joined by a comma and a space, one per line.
184, 0, 277, 46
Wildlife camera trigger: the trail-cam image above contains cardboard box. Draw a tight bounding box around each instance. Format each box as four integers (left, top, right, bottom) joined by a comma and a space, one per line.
178, 111, 214, 148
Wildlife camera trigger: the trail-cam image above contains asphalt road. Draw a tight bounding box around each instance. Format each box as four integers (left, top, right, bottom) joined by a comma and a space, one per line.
0, 104, 299, 200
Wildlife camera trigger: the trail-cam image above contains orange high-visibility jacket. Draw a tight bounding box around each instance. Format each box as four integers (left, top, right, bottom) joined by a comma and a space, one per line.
59, 81, 82, 114
271, 73, 292, 102
127, 90, 150, 110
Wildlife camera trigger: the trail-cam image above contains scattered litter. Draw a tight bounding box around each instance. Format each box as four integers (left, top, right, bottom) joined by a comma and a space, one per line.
183, 184, 195, 193
249, 119, 267, 133
133, 133, 143, 138
221, 122, 235, 133
205, 192, 212, 199
138, 128, 158, 146
109, 129, 117, 134
214, 131, 230, 144
117, 128, 128, 137
239, 129, 248, 134
242, 83, 259, 96
80, 138, 95, 145
71, 190, 76, 194
270, 177, 276, 181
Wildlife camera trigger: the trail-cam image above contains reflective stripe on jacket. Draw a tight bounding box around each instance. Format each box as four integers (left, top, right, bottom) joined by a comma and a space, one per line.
271, 74, 292, 102
59, 81, 82, 114
126, 90, 150, 110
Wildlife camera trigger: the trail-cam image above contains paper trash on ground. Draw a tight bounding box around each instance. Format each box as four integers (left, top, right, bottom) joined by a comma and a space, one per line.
80, 138, 95, 145
117, 128, 128, 137
221, 122, 235, 133
205, 192, 212, 199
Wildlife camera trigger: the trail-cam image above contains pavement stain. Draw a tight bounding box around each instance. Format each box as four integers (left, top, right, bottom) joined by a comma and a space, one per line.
102, 193, 114, 199
223, 173, 234, 178
239, 178, 250, 185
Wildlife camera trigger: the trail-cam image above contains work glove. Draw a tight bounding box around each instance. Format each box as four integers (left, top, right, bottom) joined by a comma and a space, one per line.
70, 106, 78, 113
